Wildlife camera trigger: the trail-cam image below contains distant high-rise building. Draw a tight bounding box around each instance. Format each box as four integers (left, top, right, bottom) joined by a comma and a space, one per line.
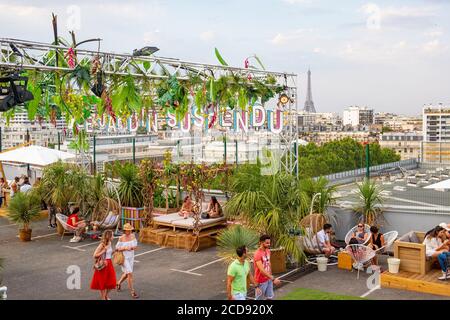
304, 69, 316, 113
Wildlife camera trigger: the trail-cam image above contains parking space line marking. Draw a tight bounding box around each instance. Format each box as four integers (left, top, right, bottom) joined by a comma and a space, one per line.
134, 247, 166, 257
16, 233, 57, 240
62, 245, 86, 252
0, 223, 16, 229
360, 285, 380, 298
170, 269, 203, 276
188, 257, 226, 272
74, 241, 101, 248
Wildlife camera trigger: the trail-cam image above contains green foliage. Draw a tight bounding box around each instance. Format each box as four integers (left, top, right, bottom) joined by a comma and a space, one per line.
116, 162, 144, 207
111, 74, 142, 117
217, 225, 259, 263
214, 48, 229, 66
298, 138, 401, 178
354, 179, 384, 226
280, 288, 367, 300
225, 163, 306, 262
299, 177, 336, 216
7, 192, 41, 231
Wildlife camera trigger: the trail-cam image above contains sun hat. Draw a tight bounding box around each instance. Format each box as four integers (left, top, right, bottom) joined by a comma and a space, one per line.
123, 223, 134, 231
439, 222, 450, 231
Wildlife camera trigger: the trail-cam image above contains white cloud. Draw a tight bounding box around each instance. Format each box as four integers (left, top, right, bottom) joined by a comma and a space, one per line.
199, 31, 215, 42
282, 0, 312, 4
313, 47, 324, 54
0, 4, 48, 17
143, 30, 160, 45
423, 28, 444, 38
270, 29, 313, 45
423, 39, 441, 53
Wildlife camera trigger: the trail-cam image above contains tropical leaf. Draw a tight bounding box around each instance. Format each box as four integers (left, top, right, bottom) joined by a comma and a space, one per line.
254, 55, 266, 70
214, 48, 228, 66
217, 225, 259, 263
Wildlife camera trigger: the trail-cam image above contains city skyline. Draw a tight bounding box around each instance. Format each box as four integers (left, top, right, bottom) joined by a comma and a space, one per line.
1, 0, 449, 115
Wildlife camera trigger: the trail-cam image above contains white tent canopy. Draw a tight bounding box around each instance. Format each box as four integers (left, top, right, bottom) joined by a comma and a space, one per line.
0, 145, 75, 167
424, 179, 450, 190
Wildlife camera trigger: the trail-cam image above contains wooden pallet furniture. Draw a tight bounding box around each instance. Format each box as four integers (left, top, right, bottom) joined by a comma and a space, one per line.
393, 231, 436, 275
381, 269, 450, 297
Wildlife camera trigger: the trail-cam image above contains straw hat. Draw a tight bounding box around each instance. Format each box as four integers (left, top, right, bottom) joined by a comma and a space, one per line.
123, 223, 134, 231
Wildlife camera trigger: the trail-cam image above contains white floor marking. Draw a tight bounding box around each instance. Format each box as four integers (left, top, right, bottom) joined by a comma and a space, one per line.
74, 241, 101, 248
360, 285, 381, 298
62, 245, 86, 252
170, 269, 203, 276
15, 233, 58, 240
188, 257, 226, 272
388, 196, 441, 208
134, 247, 166, 257
0, 223, 16, 229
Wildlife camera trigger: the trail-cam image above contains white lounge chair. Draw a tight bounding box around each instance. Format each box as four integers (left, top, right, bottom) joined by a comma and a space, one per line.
374, 230, 398, 255
56, 213, 77, 240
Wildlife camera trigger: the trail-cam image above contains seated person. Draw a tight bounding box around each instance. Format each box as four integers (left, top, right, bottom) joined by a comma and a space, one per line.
347, 237, 365, 270
202, 196, 223, 219
422, 226, 450, 280
351, 224, 369, 244
179, 196, 194, 219
439, 222, 450, 240
313, 224, 336, 257
90, 211, 118, 228
368, 226, 385, 265
67, 207, 87, 243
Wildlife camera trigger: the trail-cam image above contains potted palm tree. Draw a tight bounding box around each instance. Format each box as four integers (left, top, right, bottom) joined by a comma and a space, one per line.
7, 192, 42, 241
225, 162, 305, 273
117, 162, 144, 231
354, 178, 384, 226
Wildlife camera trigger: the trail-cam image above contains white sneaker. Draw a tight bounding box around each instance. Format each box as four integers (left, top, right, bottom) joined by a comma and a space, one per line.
438, 272, 449, 281
69, 237, 77, 243
74, 236, 82, 243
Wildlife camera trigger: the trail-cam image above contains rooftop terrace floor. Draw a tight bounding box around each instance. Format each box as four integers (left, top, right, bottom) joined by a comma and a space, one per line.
1, 216, 448, 300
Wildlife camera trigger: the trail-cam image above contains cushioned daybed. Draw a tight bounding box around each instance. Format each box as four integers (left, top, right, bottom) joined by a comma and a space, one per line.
152, 213, 185, 229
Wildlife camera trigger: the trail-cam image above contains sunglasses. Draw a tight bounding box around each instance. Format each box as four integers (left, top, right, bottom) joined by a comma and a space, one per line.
358, 225, 364, 228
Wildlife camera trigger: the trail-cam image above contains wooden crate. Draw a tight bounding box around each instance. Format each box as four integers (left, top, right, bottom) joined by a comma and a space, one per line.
164, 230, 181, 247
175, 232, 190, 249
139, 227, 170, 244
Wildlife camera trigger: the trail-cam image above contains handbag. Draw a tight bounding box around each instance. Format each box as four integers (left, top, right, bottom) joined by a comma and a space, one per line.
94, 248, 107, 271
112, 250, 125, 265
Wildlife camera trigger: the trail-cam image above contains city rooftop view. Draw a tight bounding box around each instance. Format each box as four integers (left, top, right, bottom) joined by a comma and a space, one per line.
0, 0, 449, 316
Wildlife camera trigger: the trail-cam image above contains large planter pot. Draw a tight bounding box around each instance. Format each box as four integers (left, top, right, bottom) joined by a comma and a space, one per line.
270, 247, 286, 274
19, 229, 32, 242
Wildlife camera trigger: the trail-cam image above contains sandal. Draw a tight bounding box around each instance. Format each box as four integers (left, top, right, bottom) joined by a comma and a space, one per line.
116, 283, 121, 292
131, 290, 139, 299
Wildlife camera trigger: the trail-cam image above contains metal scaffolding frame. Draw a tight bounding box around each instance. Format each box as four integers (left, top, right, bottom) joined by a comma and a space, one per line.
0, 38, 299, 176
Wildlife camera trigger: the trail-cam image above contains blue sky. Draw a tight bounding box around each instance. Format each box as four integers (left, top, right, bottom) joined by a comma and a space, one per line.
1, 0, 449, 115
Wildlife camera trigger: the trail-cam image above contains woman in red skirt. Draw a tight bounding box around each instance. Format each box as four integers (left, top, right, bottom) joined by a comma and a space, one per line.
91, 230, 116, 300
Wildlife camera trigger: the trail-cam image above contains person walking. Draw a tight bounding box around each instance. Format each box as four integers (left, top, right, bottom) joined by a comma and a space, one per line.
9, 177, 19, 198
254, 234, 281, 300
90, 230, 117, 300
0, 178, 7, 208
47, 204, 57, 228
116, 223, 139, 299
227, 246, 260, 300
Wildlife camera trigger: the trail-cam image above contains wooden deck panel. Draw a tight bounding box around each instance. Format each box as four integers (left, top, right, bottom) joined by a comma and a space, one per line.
381, 269, 450, 297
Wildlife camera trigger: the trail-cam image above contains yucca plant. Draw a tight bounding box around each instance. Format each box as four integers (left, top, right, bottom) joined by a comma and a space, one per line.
117, 163, 143, 207
7, 192, 41, 241
217, 225, 260, 263
298, 177, 337, 216
354, 179, 384, 226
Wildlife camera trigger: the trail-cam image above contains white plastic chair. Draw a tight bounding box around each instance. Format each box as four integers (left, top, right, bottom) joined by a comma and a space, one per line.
345, 244, 376, 279
56, 213, 77, 240
373, 231, 398, 255
345, 224, 371, 245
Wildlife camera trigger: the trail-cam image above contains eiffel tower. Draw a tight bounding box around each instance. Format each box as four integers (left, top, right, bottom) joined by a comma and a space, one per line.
304, 69, 316, 113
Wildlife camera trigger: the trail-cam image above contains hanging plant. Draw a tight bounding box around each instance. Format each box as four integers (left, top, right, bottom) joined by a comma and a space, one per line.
156, 75, 189, 120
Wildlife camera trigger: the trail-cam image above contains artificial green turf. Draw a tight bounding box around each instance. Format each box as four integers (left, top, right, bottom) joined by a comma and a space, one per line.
280, 288, 367, 300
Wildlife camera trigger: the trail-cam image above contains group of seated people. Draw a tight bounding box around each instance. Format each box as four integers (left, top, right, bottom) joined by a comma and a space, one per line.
313, 223, 386, 267
178, 196, 223, 219
423, 222, 450, 281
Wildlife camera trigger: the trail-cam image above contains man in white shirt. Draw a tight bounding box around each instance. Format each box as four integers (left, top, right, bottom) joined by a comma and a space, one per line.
314, 224, 336, 257
20, 177, 32, 193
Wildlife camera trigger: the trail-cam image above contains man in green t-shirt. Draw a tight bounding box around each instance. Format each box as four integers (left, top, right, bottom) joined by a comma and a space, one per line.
227, 246, 261, 300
